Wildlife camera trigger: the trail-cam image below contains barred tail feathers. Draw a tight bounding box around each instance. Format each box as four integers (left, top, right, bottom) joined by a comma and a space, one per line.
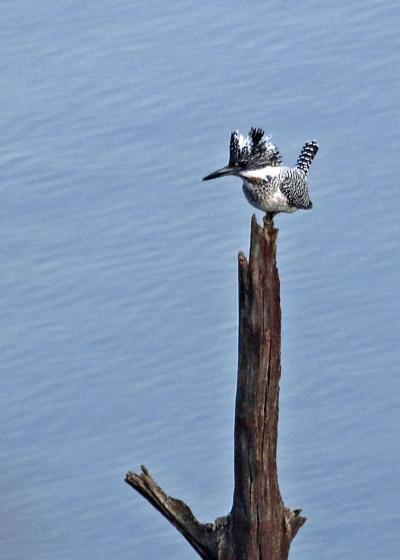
296, 141, 318, 175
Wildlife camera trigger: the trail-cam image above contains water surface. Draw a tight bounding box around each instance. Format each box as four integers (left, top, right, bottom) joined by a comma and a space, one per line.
1, 2, 399, 559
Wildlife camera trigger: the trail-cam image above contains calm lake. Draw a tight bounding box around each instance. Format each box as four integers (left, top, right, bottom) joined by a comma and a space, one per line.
1, 2, 399, 559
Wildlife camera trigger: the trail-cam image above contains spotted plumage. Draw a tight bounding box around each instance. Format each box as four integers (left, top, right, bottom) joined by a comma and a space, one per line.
229, 127, 282, 169
203, 129, 318, 218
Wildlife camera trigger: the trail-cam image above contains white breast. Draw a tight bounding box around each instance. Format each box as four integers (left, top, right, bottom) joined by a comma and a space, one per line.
242, 179, 298, 214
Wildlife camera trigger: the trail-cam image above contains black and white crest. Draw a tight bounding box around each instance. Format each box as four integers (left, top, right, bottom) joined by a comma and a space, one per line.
228, 127, 282, 170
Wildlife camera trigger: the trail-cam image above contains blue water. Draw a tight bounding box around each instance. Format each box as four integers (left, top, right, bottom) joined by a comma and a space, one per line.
1, 2, 399, 559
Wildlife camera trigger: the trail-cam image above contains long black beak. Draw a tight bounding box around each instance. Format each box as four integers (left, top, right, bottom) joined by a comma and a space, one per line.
202, 166, 236, 181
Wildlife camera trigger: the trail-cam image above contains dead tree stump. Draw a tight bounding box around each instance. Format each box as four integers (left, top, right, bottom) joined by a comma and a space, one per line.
125, 215, 306, 559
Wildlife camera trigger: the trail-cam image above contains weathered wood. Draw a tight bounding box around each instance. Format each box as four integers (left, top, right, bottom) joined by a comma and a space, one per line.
218, 215, 306, 559
125, 466, 218, 559
125, 215, 305, 559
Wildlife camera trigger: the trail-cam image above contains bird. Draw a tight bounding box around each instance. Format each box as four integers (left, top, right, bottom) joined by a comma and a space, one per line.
203, 128, 318, 221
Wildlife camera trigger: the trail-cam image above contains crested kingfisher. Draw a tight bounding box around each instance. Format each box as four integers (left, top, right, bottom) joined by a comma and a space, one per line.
203, 128, 318, 220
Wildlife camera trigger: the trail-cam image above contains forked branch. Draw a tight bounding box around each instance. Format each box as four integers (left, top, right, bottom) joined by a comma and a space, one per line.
125, 466, 219, 559
125, 216, 306, 559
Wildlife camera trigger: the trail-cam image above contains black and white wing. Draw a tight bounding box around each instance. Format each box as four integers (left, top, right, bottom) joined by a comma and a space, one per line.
279, 169, 313, 210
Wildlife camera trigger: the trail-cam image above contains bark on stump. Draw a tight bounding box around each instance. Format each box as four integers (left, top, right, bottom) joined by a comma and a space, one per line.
125, 215, 306, 559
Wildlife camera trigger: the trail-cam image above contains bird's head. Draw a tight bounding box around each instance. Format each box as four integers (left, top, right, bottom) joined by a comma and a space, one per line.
203, 128, 282, 182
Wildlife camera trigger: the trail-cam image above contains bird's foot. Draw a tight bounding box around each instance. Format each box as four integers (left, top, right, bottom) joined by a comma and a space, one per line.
263, 212, 275, 227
